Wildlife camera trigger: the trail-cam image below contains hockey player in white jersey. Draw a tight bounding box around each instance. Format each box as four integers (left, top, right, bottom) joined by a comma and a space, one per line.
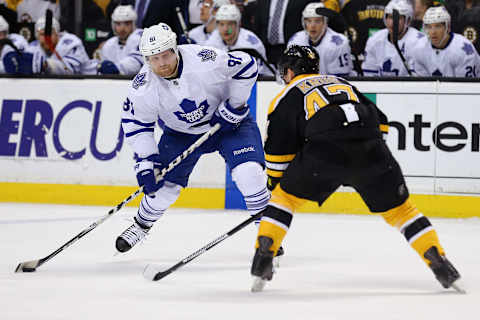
204, 4, 272, 76
411, 6, 480, 77
287, 2, 352, 77
189, 0, 230, 45
116, 23, 270, 253
25, 16, 97, 74
97, 5, 144, 75
0, 15, 29, 74
362, 0, 424, 76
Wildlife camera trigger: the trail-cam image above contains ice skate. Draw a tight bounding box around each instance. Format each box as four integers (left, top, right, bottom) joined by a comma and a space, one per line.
251, 236, 275, 292
424, 246, 465, 293
115, 218, 151, 253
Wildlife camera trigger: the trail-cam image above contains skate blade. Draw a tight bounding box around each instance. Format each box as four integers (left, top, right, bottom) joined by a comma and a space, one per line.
251, 276, 267, 292
451, 280, 467, 294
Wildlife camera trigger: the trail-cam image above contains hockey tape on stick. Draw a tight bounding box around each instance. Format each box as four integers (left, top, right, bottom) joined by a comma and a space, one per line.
392, 9, 412, 76
14, 123, 221, 273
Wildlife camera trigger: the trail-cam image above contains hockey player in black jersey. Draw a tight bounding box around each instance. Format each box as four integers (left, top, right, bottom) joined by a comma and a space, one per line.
250, 45, 463, 293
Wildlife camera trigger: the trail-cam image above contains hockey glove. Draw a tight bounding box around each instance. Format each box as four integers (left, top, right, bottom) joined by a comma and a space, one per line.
210, 99, 249, 132
98, 60, 120, 74
3, 51, 34, 75
134, 154, 164, 197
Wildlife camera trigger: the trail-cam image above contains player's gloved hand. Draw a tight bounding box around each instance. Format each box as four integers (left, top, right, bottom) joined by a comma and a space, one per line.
98, 60, 120, 74
134, 154, 164, 197
3, 51, 34, 74
210, 99, 249, 132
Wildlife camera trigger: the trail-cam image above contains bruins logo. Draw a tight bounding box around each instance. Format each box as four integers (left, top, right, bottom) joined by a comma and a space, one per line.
463, 26, 478, 43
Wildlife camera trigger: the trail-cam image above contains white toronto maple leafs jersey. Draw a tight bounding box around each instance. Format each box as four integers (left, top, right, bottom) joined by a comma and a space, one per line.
100, 29, 144, 75
28, 32, 97, 74
287, 28, 353, 76
121, 44, 258, 158
204, 28, 272, 76
189, 25, 212, 45
411, 33, 480, 77
362, 27, 424, 76
0, 33, 29, 73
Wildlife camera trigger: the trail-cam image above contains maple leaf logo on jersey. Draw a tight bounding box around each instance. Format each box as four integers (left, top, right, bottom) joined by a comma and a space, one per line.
462, 42, 474, 55
174, 98, 210, 124
197, 49, 217, 62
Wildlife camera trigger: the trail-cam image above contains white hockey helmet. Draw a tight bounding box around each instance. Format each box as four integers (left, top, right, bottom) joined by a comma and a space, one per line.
140, 23, 178, 60
0, 15, 9, 33
302, 2, 328, 29
215, 4, 241, 23
423, 6, 451, 30
35, 16, 60, 34
212, 0, 231, 11
383, 0, 414, 27
112, 5, 137, 23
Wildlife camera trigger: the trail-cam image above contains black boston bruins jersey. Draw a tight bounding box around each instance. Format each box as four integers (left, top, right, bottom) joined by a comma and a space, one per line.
341, 0, 389, 55
264, 74, 388, 187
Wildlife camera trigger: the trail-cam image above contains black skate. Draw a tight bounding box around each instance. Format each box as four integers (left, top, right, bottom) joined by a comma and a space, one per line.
115, 218, 151, 253
251, 236, 275, 292
424, 246, 465, 293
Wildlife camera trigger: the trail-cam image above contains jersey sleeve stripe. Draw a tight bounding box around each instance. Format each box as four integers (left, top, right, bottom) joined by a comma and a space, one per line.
64, 55, 82, 65
121, 118, 155, 127
125, 127, 154, 137
232, 55, 258, 80
265, 154, 296, 162
379, 124, 389, 133
265, 161, 289, 171
266, 168, 284, 178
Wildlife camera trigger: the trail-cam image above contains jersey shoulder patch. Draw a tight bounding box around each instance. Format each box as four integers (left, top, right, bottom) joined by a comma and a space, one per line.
197, 48, 217, 62
132, 72, 147, 89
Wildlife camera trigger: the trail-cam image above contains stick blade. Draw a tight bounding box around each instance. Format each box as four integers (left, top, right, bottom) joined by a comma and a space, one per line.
15, 259, 40, 273
143, 264, 163, 281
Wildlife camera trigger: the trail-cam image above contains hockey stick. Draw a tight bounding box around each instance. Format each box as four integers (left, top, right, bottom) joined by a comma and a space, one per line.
144, 210, 262, 281
14, 123, 221, 273
44, 9, 70, 73
176, 6, 193, 44
392, 9, 412, 76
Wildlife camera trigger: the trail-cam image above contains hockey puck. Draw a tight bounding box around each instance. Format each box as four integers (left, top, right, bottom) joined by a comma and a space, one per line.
22, 267, 37, 272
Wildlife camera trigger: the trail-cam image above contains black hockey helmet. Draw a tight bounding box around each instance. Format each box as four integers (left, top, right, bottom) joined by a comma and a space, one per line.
277, 45, 319, 78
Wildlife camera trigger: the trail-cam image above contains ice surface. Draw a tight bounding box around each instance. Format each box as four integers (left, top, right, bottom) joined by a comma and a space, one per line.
1, 203, 478, 320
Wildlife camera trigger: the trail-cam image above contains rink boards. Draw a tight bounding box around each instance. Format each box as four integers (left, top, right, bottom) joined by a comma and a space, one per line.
0, 78, 479, 218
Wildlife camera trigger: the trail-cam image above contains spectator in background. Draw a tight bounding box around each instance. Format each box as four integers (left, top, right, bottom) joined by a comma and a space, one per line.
189, 0, 230, 44
0, 14, 29, 73
341, 0, 389, 66
248, 0, 318, 65
362, 0, 423, 76
60, 0, 112, 58
412, 0, 433, 29
135, 0, 189, 40
411, 6, 480, 77
446, 0, 480, 54
205, 4, 272, 75
97, 5, 143, 75
288, 2, 352, 77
